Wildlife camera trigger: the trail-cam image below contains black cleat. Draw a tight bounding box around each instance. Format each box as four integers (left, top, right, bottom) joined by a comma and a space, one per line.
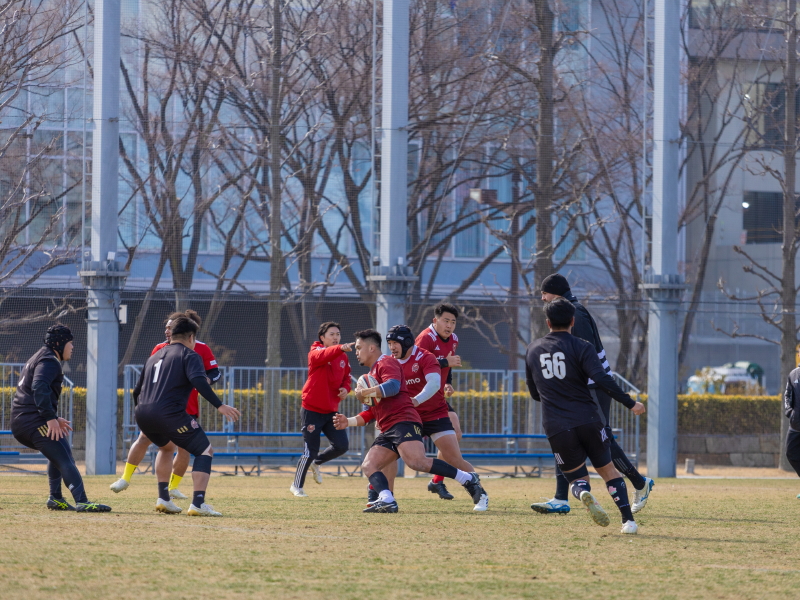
76, 501, 112, 513
362, 500, 399, 513
46, 496, 75, 511
367, 487, 379, 505
427, 480, 454, 500
463, 473, 486, 504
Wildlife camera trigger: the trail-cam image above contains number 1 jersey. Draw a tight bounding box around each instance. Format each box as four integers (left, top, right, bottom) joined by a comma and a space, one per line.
135, 343, 207, 416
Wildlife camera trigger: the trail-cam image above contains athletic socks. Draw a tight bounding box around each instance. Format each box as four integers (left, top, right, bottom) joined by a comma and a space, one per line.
122, 462, 137, 483
168, 473, 183, 491
610, 440, 646, 490
431, 475, 445, 484
570, 478, 590, 501
192, 490, 206, 507
378, 489, 395, 503
157, 481, 170, 502
554, 467, 570, 501
606, 477, 634, 523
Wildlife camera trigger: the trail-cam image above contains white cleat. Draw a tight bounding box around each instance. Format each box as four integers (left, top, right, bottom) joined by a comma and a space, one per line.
621, 520, 639, 535
473, 493, 489, 512
290, 484, 308, 497
169, 488, 188, 500
579, 490, 610, 527
155, 498, 182, 514
109, 478, 130, 493
631, 477, 654, 514
310, 461, 323, 485
187, 502, 222, 517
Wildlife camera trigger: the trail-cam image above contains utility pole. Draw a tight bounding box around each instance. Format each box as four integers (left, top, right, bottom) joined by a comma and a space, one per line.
642, 0, 683, 478
80, 0, 127, 474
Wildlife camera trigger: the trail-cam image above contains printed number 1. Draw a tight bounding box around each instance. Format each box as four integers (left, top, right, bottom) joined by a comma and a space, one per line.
152, 359, 163, 383
540, 352, 566, 380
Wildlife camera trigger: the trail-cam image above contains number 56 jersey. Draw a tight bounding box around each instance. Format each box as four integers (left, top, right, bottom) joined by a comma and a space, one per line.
524, 331, 634, 437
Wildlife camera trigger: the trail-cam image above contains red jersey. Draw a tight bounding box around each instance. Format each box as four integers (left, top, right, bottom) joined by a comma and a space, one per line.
301, 342, 352, 414
365, 354, 421, 431
397, 346, 448, 422
415, 324, 459, 391
151, 340, 219, 416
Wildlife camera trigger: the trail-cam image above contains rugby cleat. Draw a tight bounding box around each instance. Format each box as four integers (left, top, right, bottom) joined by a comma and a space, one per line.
473, 493, 489, 512
109, 478, 130, 493
621, 520, 638, 535
463, 473, 486, 505
310, 461, 323, 485
579, 491, 609, 527
530, 498, 571, 514
187, 503, 222, 517
362, 500, 399, 513
289, 484, 308, 497
76, 501, 112, 513
428, 480, 454, 500
367, 487, 379, 505
631, 477, 655, 514
155, 498, 182, 514
46, 496, 75, 511
169, 488, 188, 500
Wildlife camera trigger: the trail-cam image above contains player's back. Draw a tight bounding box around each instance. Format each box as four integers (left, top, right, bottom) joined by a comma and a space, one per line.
136, 343, 206, 415
525, 331, 604, 436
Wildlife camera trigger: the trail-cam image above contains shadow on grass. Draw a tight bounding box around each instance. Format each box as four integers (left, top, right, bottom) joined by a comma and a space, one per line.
648, 514, 773, 524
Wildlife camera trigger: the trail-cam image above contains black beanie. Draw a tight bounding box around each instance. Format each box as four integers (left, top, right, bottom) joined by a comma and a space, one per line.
541, 273, 571, 297
44, 324, 73, 355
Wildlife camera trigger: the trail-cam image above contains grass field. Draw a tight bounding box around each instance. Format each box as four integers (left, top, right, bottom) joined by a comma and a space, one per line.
1, 473, 799, 599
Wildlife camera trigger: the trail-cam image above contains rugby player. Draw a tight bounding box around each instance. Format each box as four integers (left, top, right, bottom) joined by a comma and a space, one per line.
525, 298, 646, 534
11, 324, 111, 512
414, 303, 463, 500
111, 310, 221, 499
290, 321, 353, 497
531, 273, 654, 515
132, 315, 240, 516
332, 329, 486, 513
782, 366, 800, 496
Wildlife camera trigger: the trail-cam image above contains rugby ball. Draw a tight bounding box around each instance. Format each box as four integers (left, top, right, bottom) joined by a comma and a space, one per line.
357, 374, 380, 406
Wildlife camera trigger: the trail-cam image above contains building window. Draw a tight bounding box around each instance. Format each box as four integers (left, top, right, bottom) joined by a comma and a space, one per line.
743, 191, 782, 244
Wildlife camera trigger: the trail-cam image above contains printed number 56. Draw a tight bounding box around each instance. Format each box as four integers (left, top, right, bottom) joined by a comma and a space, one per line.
540, 352, 566, 380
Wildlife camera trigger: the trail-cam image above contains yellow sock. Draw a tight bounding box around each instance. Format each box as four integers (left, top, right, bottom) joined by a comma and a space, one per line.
168, 473, 183, 491
122, 462, 137, 482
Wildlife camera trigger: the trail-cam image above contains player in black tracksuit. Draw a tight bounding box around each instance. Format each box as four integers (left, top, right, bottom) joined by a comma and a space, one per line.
11, 325, 111, 512
532, 273, 654, 515
525, 299, 646, 533
133, 315, 240, 516
782, 367, 800, 489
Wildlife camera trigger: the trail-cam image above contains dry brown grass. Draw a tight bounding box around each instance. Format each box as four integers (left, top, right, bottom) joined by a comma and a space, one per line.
1, 473, 799, 599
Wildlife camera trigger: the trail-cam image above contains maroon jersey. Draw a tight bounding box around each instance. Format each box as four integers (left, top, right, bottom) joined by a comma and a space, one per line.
367, 354, 421, 431
398, 346, 448, 422
415, 324, 459, 392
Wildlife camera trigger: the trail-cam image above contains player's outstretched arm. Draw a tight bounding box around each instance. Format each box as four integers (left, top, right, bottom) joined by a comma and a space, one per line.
333, 413, 366, 429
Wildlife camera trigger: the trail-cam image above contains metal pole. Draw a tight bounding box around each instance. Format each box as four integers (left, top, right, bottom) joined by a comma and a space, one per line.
643, 0, 682, 478
80, 0, 127, 475
370, 0, 414, 341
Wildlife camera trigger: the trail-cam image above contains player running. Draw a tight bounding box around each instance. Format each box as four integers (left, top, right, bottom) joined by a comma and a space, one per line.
531, 273, 654, 515
290, 321, 353, 497
525, 298, 646, 534
132, 315, 240, 516
111, 310, 221, 499
332, 329, 486, 513
11, 324, 111, 512
414, 303, 464, 500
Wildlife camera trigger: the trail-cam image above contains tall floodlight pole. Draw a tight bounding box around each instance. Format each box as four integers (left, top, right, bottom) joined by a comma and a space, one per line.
369, 0, 415, 340
642, 0, 683, 478
80, 0, 127, 475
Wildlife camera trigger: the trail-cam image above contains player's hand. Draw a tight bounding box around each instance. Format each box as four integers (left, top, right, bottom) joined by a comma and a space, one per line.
340, 342, 355, 352
444, 384, 455, 398
355, 386, 367, 402
218, 404, 241, 422
445, 352, 461, 367
333, 413, 349, 429
46, 418, 66, 441
338, 387, 348, 400
57, 417, 73, 433
631, 401, 645, 416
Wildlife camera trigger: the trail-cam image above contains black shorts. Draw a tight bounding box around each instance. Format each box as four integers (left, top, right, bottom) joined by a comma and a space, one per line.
135, 406, 210, 457
372, 421, 424, 454
421, 417, 455, 440
548, 421, 611, 472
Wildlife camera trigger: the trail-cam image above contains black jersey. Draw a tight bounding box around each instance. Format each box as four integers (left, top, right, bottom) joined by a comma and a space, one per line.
525, 331, 635, 437
11, 346, 64, 432
133, 343, 210, 416
566, 292, 611, 388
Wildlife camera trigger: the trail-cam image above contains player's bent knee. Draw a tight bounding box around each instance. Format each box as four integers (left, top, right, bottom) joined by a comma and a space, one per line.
193, 453, 213, 474
562, 463, 589, 482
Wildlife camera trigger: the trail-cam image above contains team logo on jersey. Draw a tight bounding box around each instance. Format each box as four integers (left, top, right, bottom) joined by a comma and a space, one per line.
340, 360, 345, 368
307, 424, 316, 433
435, 345, 440, 351
190, 419, 199, 429
412, 363, 419, 373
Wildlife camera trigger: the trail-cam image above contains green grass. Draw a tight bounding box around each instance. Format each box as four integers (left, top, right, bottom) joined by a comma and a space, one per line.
1, 474, 799, 599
